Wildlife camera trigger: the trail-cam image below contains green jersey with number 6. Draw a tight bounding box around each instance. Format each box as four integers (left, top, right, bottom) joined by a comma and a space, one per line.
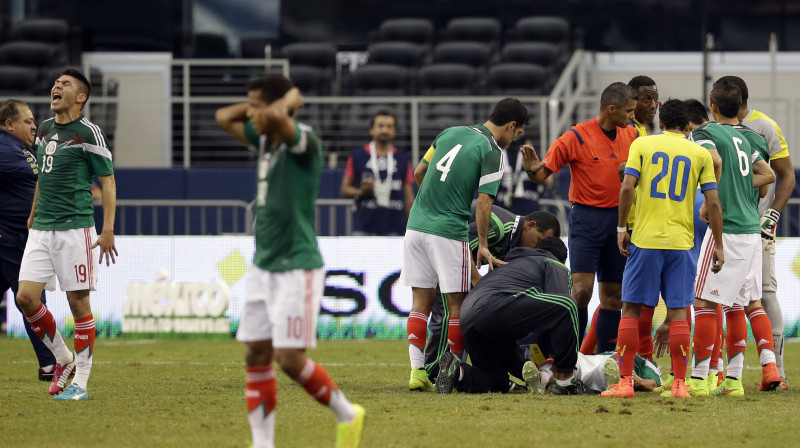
733, 123, 770, 208
690, 122, 762, 234
407, 124, 503, 241
245, 120, 324, 271
33, 115, 113, 230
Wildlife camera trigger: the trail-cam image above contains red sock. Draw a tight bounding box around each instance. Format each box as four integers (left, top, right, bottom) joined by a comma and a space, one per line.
296, 359, 338, 406
669, 320, 691, 381
616, 316, 639, 377
746, 307, 775, 359
709, 304, 724, 370
724, 306, 747, 362
407, 311, 428, 354
447, 318, 464, 356
24, 303, 57, 341
580, 307, 600, 355
691, 307, 716, 377
74, 315, 95, 358
638, 306, 655, 360
246, 366, 277, 415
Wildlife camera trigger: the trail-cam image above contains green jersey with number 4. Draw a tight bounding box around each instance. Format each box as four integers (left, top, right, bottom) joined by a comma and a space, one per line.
407, 125, 503, 241
33, 115, 113, 230
245, 121, 324, 271
690, 122, 762, 234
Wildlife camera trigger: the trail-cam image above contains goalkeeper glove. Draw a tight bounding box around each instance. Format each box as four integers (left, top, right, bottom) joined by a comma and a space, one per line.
760, 208, 780, 242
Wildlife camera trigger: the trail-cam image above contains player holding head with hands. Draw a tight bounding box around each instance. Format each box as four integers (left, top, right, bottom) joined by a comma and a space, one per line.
216, 74, 365, 448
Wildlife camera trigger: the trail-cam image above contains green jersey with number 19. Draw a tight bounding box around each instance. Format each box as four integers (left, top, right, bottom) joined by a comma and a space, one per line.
245, 120, 323, 272
407, 124, 503, 241
33, 115, 113, 230
690, 122, 762, 234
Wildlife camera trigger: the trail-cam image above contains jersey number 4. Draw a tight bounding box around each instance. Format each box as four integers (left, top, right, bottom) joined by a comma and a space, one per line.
435, 144, 462, 181
650, 152, 691, 201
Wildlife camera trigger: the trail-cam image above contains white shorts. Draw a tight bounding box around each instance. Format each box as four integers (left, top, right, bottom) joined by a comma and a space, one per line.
235, 265, 324, 348
19, 228, 99, 292
694, 231, 762, 306
399, 229, 470, 293
762, 241, 776, 293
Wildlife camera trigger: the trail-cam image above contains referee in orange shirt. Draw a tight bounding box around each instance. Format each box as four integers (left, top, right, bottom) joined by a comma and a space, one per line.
521, 82, 638, 353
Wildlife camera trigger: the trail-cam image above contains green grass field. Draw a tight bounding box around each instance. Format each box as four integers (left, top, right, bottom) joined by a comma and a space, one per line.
1, 337, 799, 448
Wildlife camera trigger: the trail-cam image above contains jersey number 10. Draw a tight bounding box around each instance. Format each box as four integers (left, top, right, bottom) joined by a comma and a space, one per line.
650, 151, 691, 201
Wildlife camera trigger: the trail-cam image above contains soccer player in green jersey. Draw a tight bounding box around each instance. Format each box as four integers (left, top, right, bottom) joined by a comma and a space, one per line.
401, 98, 530, 391
15, 68, 117, 401
216, 75, 364, 448
688, 79, 778, 397
718, 76, 794, 390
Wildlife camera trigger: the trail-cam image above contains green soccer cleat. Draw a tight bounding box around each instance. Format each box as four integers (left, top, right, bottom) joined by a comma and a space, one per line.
686, 377, 709, 397
336, 404, 365, 448
408, 367, 435, 392
54, 384, 88, 401
653, 372, 674, 394
522, 361, 546, 395
603, 357, 620, 391
710, 377, 744, 397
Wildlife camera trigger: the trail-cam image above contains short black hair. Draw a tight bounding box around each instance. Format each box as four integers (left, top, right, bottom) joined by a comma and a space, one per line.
62, 67, 91, 99
600, 82, 637, 109
524, 211, 561, 238
370, 110, 396, 128
659, 98, 689, 130
247, 74, 293, 103
488, 98, 530, 129
716, 75, 748, 103
628, 75, 656, 91
0, 99, 27, 126
537, 237, 567, 264
683, 99, 709, 125
710, 79, 742, 119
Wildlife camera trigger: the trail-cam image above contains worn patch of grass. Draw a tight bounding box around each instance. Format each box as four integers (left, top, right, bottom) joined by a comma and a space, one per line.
1, 338, 798, 447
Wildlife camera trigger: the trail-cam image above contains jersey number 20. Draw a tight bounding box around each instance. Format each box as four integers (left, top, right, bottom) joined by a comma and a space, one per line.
650, 152, 691, 201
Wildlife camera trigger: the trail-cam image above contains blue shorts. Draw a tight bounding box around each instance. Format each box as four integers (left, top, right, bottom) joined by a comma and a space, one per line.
568, 203, 626, 283
622, 244, 695, 309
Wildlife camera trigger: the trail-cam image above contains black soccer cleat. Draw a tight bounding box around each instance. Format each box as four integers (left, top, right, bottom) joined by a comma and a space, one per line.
435, 351, 460, 394
550, 378, 599, 395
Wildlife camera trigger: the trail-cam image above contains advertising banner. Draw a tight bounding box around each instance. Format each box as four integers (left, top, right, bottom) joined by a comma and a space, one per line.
5, 236, 800, 339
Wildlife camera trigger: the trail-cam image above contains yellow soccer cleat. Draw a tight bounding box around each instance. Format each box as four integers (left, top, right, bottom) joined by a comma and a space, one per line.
710, 377, 744, 397
653, 372, 673, 395
409, 367, 435, 392
686, 377, 709, 397
336, 404, 365, 448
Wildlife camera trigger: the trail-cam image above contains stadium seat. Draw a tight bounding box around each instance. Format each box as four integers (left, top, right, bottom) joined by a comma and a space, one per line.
418, 63, 477, 95
240, 35, 277, 58
432, 42, 493, 71
487, 62, 547, 95
367, 42, 426, 68
12, 18, 70, 44
190, 32, 232, 58
0, 65, 38, 94
281, 42, 337, 71
501, 42, 559, 67
0, 41, 66, 68
376, 18, 435, 46
349, 63, 410, 95
514, 16, 570, 45
445, 17, 502, 48
289, 65, 328, 95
